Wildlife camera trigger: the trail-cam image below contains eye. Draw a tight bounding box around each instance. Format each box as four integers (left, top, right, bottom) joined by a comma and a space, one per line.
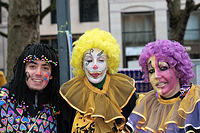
148, 68, 155, 74
98, 57, 106, 63
29, 65, 36, 69
160, 66, 169, 71
43, 67, 50, 71
99, 59, 104, 62
85, 60, 92, 63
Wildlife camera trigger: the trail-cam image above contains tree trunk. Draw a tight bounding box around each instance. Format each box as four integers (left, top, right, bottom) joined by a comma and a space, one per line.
7, 0, 40, 81
167, 0, 200, 45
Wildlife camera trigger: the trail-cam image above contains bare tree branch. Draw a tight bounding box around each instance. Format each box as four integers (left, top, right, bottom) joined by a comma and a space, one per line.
0, 31, 7, 38
166, 0, 173, 14
167, 0, 180, 29
0, 1, 8, 11
185, 0, 194, 12
193, 2, 200, 10
40, 0, 56, 21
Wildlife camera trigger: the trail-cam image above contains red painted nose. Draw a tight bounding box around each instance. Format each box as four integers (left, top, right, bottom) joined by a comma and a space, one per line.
93, 64, 98, 69
36, 72, 41, 75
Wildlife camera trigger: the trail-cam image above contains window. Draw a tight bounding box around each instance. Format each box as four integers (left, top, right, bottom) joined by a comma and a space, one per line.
79, 0, 99, 22
41, 36, 58, 52
167, 10, 200, 59
184, 10, 200, 59
72, 34, 83, 43
184, 10, 200, 44
51, 0, 57, 24
122, 12, 155, 47
121, 12, 155, 67
40, 34, 83, 53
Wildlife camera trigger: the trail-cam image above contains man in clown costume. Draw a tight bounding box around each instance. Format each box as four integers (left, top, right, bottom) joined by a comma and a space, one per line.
0, 43, 60, 132
59, 28, 138, 133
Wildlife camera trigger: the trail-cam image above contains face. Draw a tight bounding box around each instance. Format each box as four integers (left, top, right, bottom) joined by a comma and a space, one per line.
83, 48, 108, 84
147, 55, 180, 98
25, 60, 53, 92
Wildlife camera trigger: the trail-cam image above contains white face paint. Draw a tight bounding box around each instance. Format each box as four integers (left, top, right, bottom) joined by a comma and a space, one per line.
83, 48, 108, 84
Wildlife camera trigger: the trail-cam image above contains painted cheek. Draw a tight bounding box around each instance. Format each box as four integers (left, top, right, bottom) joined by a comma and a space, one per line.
161, 69, 177, 95
99, 61, 104, 64
85, 61, 90, 67
44, 72, 50, 84
25, 71, 31, 81
150, 66, 160, 86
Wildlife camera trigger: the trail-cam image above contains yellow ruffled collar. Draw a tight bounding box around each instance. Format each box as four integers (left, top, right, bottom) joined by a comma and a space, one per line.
84, 73, 110, 94
132, 84, 200, 132
60, 73, 136, 131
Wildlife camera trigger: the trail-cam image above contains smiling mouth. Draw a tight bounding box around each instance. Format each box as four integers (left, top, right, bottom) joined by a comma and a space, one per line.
89, 71, 103, 78
33, 79, 43, 83
156, 82, 168, 88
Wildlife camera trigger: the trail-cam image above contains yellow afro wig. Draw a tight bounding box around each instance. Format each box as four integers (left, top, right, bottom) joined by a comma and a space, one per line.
71, 28, 121, 77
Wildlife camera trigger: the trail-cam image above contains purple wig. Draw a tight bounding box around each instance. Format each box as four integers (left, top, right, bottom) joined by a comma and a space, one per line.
139, 39, 194, 86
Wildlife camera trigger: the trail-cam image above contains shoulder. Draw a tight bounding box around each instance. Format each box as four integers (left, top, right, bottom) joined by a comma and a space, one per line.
0, 72, 7, 87
0, 71, 4, 75
0, 87, 9, 106
0, 87, 9, 97
1, 83, 9, 89
110, 73, 135, 85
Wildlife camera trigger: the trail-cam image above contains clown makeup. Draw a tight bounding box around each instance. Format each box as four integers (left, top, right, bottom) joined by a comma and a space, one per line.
25, 60, 53, 92
83, 48, 108, 84
147, 55, 180, 98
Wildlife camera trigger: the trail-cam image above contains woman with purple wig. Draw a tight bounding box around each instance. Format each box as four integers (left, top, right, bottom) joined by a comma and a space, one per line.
123, 39, 200, 133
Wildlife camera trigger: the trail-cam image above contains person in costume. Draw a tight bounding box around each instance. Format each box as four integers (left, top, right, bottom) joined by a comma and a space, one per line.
0, 70, 7, 87
0, 44, 60, 132
59, 28, 138, 133
124, 39, 200, 133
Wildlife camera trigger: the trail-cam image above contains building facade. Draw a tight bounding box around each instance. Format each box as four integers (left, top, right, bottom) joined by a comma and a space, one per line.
0, 0, 200, 83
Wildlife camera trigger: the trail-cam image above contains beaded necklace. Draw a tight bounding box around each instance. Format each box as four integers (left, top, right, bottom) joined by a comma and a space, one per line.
156, 83, 192, 99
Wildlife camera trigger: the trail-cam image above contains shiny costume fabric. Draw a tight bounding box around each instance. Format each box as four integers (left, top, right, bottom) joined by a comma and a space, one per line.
0, 88, 58, 133
127, 84, 200, 133
60, 73, 136, 133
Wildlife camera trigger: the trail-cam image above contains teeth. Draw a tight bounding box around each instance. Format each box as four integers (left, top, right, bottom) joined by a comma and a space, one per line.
33, 79, 42, 83
157, 83, 165, 86
156, 83, 166, 87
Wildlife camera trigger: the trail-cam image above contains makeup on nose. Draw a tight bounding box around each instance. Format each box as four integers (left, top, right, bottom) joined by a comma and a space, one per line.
93, 64, 98, 69
36, 72, 41, 75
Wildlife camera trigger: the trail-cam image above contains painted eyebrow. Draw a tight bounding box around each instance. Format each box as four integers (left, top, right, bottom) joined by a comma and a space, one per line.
85, 53, 92, 56
84, 53, 92, 56
147, 61, 152, 66
97, 50, 104, 56
147, 61, 152, 69
98, 55, 107, 58
158, 61, 170, 68
84, 49, 94, 56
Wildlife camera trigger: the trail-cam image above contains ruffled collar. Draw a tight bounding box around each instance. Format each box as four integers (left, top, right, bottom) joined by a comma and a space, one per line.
131, 84, 200, 132
60, 73, 136, 131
